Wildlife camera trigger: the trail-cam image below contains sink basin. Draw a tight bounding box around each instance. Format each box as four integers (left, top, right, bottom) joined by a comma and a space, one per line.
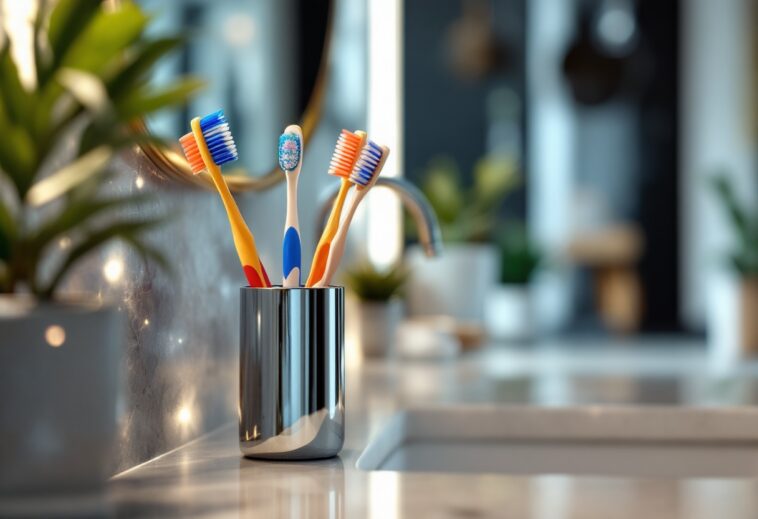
357, 405, 758, 478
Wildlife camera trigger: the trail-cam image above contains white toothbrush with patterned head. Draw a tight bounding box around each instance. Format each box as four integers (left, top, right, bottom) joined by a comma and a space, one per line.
316, 141, 390, 287
279, 125, 303, 287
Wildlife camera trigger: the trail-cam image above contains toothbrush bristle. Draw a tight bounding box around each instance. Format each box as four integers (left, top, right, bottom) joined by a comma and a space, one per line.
278, 132, 301, 171
179, 132, 205, 175
350, 141, 383, 187
199, 110, 238, 166
328, 130, 363, 179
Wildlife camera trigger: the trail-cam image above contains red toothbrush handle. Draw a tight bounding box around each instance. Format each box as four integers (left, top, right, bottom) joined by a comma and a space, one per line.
243, 265, 264, 288
243, 262, 272, 288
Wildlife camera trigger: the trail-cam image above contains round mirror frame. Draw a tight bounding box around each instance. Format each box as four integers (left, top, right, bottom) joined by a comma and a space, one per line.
131, 1, 333, 192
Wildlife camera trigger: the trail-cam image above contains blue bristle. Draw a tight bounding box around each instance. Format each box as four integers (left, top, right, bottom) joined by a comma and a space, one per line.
199, 110, 238, 166
350, 141, 383, 187
278, 133, 301, 171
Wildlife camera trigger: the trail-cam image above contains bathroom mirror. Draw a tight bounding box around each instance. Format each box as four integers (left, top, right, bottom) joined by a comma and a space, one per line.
134, 0, 332, 191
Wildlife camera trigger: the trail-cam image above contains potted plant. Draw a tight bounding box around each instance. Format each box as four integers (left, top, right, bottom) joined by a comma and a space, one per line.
484, 222, 541, 341
0, 2, 200, 495
344, 262, 407, 358
406, 154, 519, 321
708, 174, 758, 357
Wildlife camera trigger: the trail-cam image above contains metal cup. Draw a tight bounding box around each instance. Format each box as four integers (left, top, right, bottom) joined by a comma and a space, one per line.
239, 286, 344, 460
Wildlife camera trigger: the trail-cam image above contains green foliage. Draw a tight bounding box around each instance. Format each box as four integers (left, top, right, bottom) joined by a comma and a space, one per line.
415, 154, 519, 243
0, 1, 202, 298
710, 174, 758, 276
344, 263, 408, 303
497, 222, 541, 285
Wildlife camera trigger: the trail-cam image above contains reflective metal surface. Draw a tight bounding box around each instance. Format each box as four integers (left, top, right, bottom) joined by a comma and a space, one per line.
316, 177, 444, 257
239, 286, 344, 459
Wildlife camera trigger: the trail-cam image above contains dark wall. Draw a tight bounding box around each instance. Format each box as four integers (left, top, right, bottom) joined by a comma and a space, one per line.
636, 0, 680, 331
403, 0, 527, 220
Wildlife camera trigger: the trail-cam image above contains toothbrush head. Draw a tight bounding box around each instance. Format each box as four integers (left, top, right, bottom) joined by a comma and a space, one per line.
179, 132, 204, 175
199, 110, 238, 166
278, 125, 302, 172
328, 130, 365, 179
350, 141, 389, 189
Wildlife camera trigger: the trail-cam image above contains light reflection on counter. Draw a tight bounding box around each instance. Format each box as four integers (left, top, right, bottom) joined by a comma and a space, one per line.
369, 472, 399, 519
239, 456, 345, 518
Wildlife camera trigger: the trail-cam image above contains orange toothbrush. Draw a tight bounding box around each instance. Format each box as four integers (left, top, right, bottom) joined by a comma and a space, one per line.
305, 130, 366, 287
179, 110, 271, 287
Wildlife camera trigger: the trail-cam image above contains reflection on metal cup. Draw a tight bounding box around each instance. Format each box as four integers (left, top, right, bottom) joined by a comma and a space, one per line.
239, 286, 344, 459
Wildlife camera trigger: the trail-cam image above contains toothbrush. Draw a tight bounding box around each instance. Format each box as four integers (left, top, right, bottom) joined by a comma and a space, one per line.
305, 130, 367, 287
278, 125, 303, 287
179, 110, 271, 288
315, 141, 389, 287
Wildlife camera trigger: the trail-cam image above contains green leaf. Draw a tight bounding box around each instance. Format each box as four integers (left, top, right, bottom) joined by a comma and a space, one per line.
115, 78, 204, 120
0, 102, 36, 196
41, 217, 164, 298
33, 0, 52, 89
0, 197, 15, 261
108, 37, 184, 99
26, 146, 112, 206
57, 68, 110, 114
30, 192, 154, 253
422, 157, 464, 225
498, 222, 541, 284
45, 0, 101, 83
78, 118, 169, 155
0, 40, 34, 130
344, 262, 407, 302
34, 0, 148, 136
60, 4, 148, 78
710, 174, 751, 246
473, 154, 519, 210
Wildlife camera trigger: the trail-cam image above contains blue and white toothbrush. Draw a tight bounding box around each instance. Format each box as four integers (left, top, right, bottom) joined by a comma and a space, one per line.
316, 141, 390, 287
279, 125, 303, 287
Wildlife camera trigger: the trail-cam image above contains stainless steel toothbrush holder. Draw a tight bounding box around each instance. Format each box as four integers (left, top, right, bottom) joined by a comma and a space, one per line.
239, 286, 345, 460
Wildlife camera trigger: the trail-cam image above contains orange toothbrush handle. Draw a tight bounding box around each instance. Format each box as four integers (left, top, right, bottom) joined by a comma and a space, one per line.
191, 118, 270, 287
306, 180, 352, 286
307, 242, 331, 287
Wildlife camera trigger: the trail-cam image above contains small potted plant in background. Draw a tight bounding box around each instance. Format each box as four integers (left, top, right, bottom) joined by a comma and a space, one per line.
484, 222, 541, 341
708, 174, 758, 357
344, 262, 407, 358
406, 154, 519, 322
0, 2, 200, 495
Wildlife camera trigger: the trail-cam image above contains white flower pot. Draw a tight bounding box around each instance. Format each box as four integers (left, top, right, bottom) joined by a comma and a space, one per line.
0, 297, 123, 496
355, 299, 403, 358
406, 244, 499, 322
707, 272, 758, 368
485, 284, 533, 341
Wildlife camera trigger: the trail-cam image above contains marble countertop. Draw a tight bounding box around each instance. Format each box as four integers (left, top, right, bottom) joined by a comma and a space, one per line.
16, 339, 758, 517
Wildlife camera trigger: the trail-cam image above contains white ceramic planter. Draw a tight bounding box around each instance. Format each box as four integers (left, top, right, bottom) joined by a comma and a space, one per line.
485, 284, 533, 341
355, 299, 403, 358
0, 296, 122, 496
406, 244, 500, 322
707, 271, 758, 368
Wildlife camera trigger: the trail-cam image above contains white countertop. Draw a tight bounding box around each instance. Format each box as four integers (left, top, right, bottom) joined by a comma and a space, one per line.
14, 339, 758, 517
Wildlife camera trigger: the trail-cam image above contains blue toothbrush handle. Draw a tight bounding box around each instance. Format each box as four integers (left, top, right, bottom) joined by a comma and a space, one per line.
282, 226, 301, 287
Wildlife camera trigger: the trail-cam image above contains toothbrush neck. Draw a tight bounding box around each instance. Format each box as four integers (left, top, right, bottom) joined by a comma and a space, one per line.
343, 187, 367, 223
285, 171, 300, 229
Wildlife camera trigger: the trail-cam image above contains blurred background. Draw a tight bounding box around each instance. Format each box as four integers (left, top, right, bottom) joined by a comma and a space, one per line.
401, 0, 755, 342
3, 0, 758, 480
135, 0, 758, 345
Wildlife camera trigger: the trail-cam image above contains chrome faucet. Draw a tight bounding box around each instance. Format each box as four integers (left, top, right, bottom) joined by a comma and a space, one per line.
316, 177, 443, 257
